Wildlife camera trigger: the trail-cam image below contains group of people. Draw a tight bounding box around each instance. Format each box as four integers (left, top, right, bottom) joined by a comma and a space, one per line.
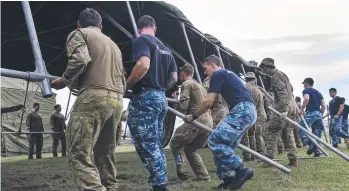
22, 7, 348, 191
25, 103, 66, 159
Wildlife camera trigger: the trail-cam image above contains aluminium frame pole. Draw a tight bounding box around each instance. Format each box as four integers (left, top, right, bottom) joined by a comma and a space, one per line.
126, 1, 139, 38
215, 45, 225, 69
21, 1, 52, 98
180, 22, 202, 84
241, 64, 247, 76
167, 107, 291, 174
65, 90, 72, 120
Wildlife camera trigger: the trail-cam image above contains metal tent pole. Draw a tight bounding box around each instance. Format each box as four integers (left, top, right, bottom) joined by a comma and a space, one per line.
1, 131, 61, 134
241, 64, 247, 76
21, 1, 52, 98
167, 107, 291, 174
215, 45, 225, 69
126, 1, 139, 38
268, 107, 349, 162
65, 90, 72, 120
258, 75, 266, 90
180, 22, 202, 84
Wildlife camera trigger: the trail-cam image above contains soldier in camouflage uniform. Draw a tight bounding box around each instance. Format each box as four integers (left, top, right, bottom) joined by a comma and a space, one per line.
241, 72, 267, 160
26, 102, 44, 159
294, 96, 303, 147
184, 55, 256, 190
202, 77, 229, 128
263, 91, 285, 154
259, 58, 298, 167
170, 64, 212, 181
126, 16, 177, 191
49, 104, 66, 157
51, 8, 125, 191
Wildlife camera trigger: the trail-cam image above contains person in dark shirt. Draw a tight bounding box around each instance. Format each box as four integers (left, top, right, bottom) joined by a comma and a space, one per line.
341, 98, 349, 148
184, 55, 256, 190
26, 102, 44, 159
297, 78, 326, 156
126, 15, 177, 191
49, 104, 66, 157
322, 88, 349, 147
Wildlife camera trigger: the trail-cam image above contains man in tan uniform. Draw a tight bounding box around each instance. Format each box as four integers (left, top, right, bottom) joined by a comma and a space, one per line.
241, 72, 267, 160
49, 104, 66, 157
170, 63, 213, 181
202, 77, 229, 128
259, 58, 298, 167
263, 91, 285, 154
51, 8, 125, 191
26, 102, 44, 159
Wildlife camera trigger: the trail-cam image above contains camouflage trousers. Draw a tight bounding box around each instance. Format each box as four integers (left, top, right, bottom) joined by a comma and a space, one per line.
342, 119, 348, 135
212, 106, 229, 128
264, 104, 297, 160
264, 120, 285, 153
330, 116, 349, 145
116, 122, 123, 145
170, 113, 213, 180
294, 127, 302, 146
255, 120, 266, 155
208, 101, 257, 180
66, 89, 123, 191
51, 132, 66, 157
127, 90, 168, 187
28, 134, 43, 159
241, 125, 256, 160
298, 111, 324, 155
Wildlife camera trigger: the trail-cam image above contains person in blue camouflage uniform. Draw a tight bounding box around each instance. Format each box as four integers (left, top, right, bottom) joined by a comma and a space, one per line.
297, 78, 326, 157
126, 15, 177, 191
341, 98, 349, 148
184, 55, 256, 190
322, 88, 349, 148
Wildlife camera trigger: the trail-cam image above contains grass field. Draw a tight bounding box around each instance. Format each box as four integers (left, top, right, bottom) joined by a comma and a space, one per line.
1, 145, 349, 191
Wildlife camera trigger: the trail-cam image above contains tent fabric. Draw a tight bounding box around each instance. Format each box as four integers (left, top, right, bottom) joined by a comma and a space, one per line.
1, 77, 58, 154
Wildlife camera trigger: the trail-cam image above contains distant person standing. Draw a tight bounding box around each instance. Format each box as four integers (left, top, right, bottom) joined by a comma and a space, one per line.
51, 8, 125, 191
49, 104, 66, 157
126, 15, 177, 191
26, 102, 44, 159
322, 88, 349, 147
341, 98, 349, 148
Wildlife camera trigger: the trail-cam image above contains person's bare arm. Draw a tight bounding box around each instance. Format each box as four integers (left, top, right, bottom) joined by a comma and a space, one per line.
126, 56, 150, 90
320, 99, 326, 115
335, 104, 345, 119
165, 72, 178, 91
301, 94, 310, 112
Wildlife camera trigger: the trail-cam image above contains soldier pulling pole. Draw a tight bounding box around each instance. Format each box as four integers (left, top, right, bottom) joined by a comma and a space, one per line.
167, 107, 292, 174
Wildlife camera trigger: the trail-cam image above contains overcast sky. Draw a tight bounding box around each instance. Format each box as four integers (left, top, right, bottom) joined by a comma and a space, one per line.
53, 0, 349, 123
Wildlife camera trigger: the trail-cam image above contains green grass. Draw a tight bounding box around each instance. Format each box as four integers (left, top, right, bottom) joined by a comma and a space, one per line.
1, 144, 349, 191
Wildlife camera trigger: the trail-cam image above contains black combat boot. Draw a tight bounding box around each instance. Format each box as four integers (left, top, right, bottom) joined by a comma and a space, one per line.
216, 165, 254, 190
152, 184, 168, 191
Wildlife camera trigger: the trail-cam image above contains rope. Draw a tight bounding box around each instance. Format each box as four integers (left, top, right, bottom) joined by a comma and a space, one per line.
17, 73, 31, 137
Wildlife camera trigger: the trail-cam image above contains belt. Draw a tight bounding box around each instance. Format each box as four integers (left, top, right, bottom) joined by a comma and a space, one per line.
79, 88, 123, 99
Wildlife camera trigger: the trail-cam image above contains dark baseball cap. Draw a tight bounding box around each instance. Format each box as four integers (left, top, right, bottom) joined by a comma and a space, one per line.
302, 77, 314, 85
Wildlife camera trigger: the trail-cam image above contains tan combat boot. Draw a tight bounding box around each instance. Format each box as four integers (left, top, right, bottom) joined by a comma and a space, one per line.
345, 139, 349, 149
288, 158, 298, 167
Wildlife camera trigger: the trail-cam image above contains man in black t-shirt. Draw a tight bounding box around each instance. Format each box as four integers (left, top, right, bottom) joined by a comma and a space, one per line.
184, 55, 256, 190
322, 88, 349, 147
126, 15, 177, 191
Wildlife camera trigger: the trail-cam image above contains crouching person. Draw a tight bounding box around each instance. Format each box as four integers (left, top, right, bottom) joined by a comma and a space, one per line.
184, 55, 257, 190
170, 64, 213, 182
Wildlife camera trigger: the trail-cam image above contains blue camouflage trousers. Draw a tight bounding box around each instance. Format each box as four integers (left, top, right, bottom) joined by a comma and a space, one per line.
298, 111, 324, 155
330, 116, 349, 144
342, 119, 348, 135
127, 90, 168, 186
208, 101, 257, 180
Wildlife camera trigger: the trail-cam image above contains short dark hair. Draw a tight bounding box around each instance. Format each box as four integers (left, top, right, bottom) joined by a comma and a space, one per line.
343, 98, 346, 103
137, 15, 156, 29
33, 102, 40, 108
78, 8, 102, 28
295, 96, 301, 102
180, 63, 194, 76
203, 55, 222, 67
54, 104, 61, 109
329, 88, 337, 93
